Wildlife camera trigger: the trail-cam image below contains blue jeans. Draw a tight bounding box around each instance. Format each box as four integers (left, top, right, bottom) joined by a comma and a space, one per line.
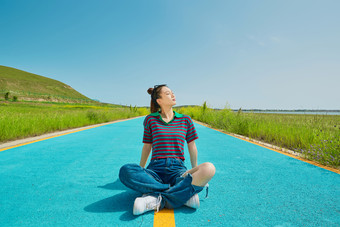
119, 158, 204, 209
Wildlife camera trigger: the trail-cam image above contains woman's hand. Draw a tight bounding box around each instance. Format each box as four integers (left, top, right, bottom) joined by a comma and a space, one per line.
181, 172, 188, 177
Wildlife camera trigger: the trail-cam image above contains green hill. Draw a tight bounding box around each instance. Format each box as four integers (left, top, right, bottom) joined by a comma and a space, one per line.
0, 65, 95, 103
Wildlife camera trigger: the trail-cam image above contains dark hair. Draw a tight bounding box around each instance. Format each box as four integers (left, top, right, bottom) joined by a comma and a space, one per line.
147, 84, 167, 113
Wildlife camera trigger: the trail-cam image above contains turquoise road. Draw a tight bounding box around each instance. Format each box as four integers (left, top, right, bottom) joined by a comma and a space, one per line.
0, 116, 339, 226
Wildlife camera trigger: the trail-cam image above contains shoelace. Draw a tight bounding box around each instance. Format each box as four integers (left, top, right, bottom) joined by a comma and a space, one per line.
155, 194, 162, 212
205, 183, 209, 198
144, 194, 162, 213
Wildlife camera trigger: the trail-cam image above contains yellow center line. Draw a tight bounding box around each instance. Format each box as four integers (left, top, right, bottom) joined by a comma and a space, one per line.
154, 208, 175, 227
2, 116, 338, 227
0, 116, 177, 226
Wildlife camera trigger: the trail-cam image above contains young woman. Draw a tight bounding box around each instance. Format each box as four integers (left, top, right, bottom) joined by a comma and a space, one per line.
119, 84, 216, 215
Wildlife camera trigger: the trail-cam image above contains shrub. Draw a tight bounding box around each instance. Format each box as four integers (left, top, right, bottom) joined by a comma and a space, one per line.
5, 92, 10, 100
86, 110, 99, 122
202, 101, 207, 113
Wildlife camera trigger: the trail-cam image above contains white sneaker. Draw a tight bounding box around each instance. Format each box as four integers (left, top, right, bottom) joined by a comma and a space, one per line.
184, 193, 200, 209
133, 194, 162, 215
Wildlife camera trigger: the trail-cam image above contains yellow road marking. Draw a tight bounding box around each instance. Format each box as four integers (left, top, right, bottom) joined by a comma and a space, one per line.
154, 208, 175, 227
0, 115, 177, 226
4, 115, 337, 227
0, 117, 140, 152
0, 127, 97, 152
193, 120, 340, 174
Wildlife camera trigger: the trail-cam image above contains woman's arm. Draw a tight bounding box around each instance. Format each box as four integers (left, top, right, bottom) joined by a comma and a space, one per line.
181, 140, 198, 177
188, 140, 198, 168
139, 143, 152, 168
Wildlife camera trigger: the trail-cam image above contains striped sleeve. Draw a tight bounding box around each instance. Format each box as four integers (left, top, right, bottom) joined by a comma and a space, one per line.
142, 116, 152, 143
186, 116, 198, 143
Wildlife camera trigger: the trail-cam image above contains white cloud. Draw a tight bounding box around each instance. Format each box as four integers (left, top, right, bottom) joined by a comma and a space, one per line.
247, 34, 255, 40
270, 36, 281, 43
246, 34, 266, 46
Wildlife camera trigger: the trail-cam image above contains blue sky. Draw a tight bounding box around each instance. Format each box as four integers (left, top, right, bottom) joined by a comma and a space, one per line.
1, 0, 339, 109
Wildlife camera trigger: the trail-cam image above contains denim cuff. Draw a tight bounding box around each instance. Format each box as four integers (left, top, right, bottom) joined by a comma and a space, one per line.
176, 173, 208, 198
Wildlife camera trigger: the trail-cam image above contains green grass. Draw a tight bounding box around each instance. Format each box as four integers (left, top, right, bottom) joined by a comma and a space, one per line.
175, 104, 340, 169
0, 65, 95, 103
0, 101, 148, 143
1, 100, 339, 169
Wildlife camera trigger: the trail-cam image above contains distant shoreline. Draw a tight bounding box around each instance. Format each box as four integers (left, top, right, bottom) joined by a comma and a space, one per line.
233, 109, 340, 112
142, 105, 340, 112
232, 110, 340, 115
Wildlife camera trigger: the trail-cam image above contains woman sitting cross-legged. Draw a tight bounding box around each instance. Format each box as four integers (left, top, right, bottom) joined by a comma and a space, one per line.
119, 84, 216, 215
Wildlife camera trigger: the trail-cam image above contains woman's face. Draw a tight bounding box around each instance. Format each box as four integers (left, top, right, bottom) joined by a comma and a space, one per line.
157, 86, 176, 107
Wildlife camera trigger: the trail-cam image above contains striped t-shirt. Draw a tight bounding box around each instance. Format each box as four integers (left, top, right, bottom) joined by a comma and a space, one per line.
142, 110, 199, 160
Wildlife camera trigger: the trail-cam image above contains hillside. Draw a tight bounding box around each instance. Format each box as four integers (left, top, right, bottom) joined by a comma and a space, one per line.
0, 65, 95, 103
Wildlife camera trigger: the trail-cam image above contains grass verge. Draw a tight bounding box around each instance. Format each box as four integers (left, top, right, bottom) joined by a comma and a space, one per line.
175, 104, 340, 169
1, 100, 339, 169
0, 101, 148, 143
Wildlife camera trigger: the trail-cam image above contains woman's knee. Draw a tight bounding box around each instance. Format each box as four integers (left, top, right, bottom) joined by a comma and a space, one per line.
119, 163, 140, 181
202, 162, 216, 178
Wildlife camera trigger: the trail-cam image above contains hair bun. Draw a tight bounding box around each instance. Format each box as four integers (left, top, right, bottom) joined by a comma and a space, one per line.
147, 88, 153, 95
